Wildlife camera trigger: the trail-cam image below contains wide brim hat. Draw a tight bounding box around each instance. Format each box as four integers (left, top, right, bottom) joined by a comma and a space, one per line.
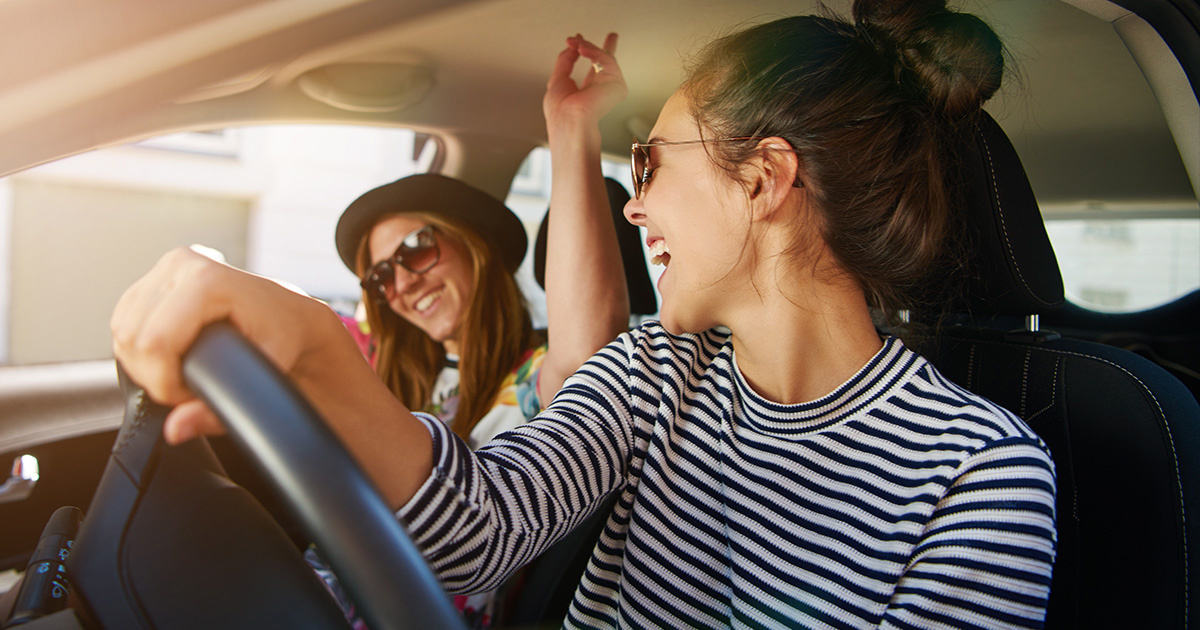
335, 173, 527, 275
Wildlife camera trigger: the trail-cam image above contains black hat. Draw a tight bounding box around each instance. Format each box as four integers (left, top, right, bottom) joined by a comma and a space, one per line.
335, 173, 527, 275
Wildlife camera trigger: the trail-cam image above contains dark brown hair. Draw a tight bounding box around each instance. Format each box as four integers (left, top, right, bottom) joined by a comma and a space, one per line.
356, 212, 537, 442
681, 0, 1004, 330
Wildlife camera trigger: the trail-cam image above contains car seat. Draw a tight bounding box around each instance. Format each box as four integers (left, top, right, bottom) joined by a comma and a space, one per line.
532, 176, 658, 318
917, 110, 1200, 629
1043, 290, 1200, 403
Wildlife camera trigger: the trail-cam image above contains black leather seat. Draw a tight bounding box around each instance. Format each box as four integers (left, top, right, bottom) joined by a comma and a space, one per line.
533, 176, 658, 318
919, 111, 1200, 629
1043, 289, 1200, 403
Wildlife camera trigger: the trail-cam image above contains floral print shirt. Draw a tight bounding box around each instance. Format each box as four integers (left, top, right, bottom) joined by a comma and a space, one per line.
431, 345, 546, 449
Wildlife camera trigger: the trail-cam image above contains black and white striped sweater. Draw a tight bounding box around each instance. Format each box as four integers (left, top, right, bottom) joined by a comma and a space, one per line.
401, 324, 1057, 629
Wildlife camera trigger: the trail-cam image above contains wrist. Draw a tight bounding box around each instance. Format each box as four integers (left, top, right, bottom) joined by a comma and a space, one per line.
546, 123, 602, 155
290, 298, 354, 378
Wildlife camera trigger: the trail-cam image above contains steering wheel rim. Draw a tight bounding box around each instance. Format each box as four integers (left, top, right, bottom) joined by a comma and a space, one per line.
182, 322, 463, 630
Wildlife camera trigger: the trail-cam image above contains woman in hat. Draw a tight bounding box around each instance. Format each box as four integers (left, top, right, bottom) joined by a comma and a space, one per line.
329, 35, 629, 455
335, 173, 559, 450
113, 2, 1056, 627
307, 35, 631, 629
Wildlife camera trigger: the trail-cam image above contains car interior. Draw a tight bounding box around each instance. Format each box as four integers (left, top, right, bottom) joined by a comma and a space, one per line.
0, 0, 1197, 628
917, 108, 1200, 630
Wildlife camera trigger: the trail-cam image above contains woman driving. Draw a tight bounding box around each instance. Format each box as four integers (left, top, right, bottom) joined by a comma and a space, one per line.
111, 2, 1056, 627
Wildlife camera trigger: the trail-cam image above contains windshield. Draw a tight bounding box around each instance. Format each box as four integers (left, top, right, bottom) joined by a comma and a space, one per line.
0, 127, 649, 367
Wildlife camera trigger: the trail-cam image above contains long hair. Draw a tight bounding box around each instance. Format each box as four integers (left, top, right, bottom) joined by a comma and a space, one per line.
355, 212, 536, 441
680, 0, 1005, 337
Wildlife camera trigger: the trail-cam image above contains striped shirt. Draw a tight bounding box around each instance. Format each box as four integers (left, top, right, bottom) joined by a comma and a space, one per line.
400, 323, 1057, 629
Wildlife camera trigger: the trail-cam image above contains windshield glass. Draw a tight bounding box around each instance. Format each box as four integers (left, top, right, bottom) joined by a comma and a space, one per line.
0, 127, 652, 367
0, 125, 442, 365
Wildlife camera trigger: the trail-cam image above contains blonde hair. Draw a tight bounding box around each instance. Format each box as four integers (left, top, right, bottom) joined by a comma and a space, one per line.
355, 212, 537, 441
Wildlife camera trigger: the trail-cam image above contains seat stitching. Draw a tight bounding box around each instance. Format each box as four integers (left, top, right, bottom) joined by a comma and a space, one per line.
971, 338, 1187, 622
1020, 349, 1031, 418
979, 133, 1057, 309
113, 391, 148, 455
1024, 355, 1058, 425
967, 345, 977, 391
1022, 358, 1074, 521
1057, 358, 1078, 522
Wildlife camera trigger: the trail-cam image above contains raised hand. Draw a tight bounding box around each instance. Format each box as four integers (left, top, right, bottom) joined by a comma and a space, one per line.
543, 33, 626, 141
536, 32, 632, 403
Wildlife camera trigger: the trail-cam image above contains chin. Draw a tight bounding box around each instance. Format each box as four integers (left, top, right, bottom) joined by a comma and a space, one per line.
407, 308, 456, 342
657, 308, 708, 337
423, 326, 453, 345
428, 321, 462, 347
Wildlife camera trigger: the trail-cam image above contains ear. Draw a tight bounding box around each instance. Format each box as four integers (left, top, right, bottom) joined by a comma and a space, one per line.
744, 137, 802, 220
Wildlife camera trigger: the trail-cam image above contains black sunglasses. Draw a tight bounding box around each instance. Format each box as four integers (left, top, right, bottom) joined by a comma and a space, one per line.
360, 225, 440, 303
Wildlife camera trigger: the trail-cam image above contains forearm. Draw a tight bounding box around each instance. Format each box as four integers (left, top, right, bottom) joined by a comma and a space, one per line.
289, 300, 433, 511
540, 123, 630, 399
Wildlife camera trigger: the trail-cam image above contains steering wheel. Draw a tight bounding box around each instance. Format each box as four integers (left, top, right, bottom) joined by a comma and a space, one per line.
70, 322, 464, 630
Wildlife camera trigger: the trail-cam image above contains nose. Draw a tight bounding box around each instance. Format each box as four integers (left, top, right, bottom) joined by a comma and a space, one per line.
388, 266, 422, 299
622, 197, 646, 227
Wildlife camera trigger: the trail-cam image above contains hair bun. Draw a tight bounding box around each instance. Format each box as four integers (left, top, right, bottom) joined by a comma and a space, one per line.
853, 0, 1004, 117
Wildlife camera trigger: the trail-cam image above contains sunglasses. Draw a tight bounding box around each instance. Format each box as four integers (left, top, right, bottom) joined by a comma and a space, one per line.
360, 225, 440, 303
630, 136, 803, 199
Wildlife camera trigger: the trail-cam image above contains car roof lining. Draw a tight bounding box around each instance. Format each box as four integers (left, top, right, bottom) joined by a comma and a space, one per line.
0, 0, 1195, 208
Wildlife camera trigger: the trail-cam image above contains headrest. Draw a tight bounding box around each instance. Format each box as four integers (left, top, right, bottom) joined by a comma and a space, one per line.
533, 177, 658, 316
953, 110, 1064, 316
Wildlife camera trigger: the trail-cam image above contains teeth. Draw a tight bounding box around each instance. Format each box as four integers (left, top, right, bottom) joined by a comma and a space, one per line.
414, 289, 442, 312
649, 240, 670, 266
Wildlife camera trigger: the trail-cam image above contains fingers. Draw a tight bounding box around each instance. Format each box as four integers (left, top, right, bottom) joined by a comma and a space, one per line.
548, 32, 615, 88
571, 33, 618, 72
112, 249, 250, 445
544, 31, 627, 134
111, 248, 212, 405
164, 399, 225, 445
549, 40, 581, 86
603, 32, 618, 56
112, 247, 244, 406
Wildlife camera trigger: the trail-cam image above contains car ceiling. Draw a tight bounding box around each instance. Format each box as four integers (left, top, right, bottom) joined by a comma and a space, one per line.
0, 0, 1196, 207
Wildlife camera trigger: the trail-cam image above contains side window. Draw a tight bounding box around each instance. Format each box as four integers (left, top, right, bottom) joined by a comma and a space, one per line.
0, 125, 439, 366
503, 148, 553, 330
1044, 209, 1199, 313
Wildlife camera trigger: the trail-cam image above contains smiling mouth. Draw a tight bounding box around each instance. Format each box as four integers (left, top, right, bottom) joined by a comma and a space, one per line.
413, 288, 444, 313
649, 240, 671, 266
